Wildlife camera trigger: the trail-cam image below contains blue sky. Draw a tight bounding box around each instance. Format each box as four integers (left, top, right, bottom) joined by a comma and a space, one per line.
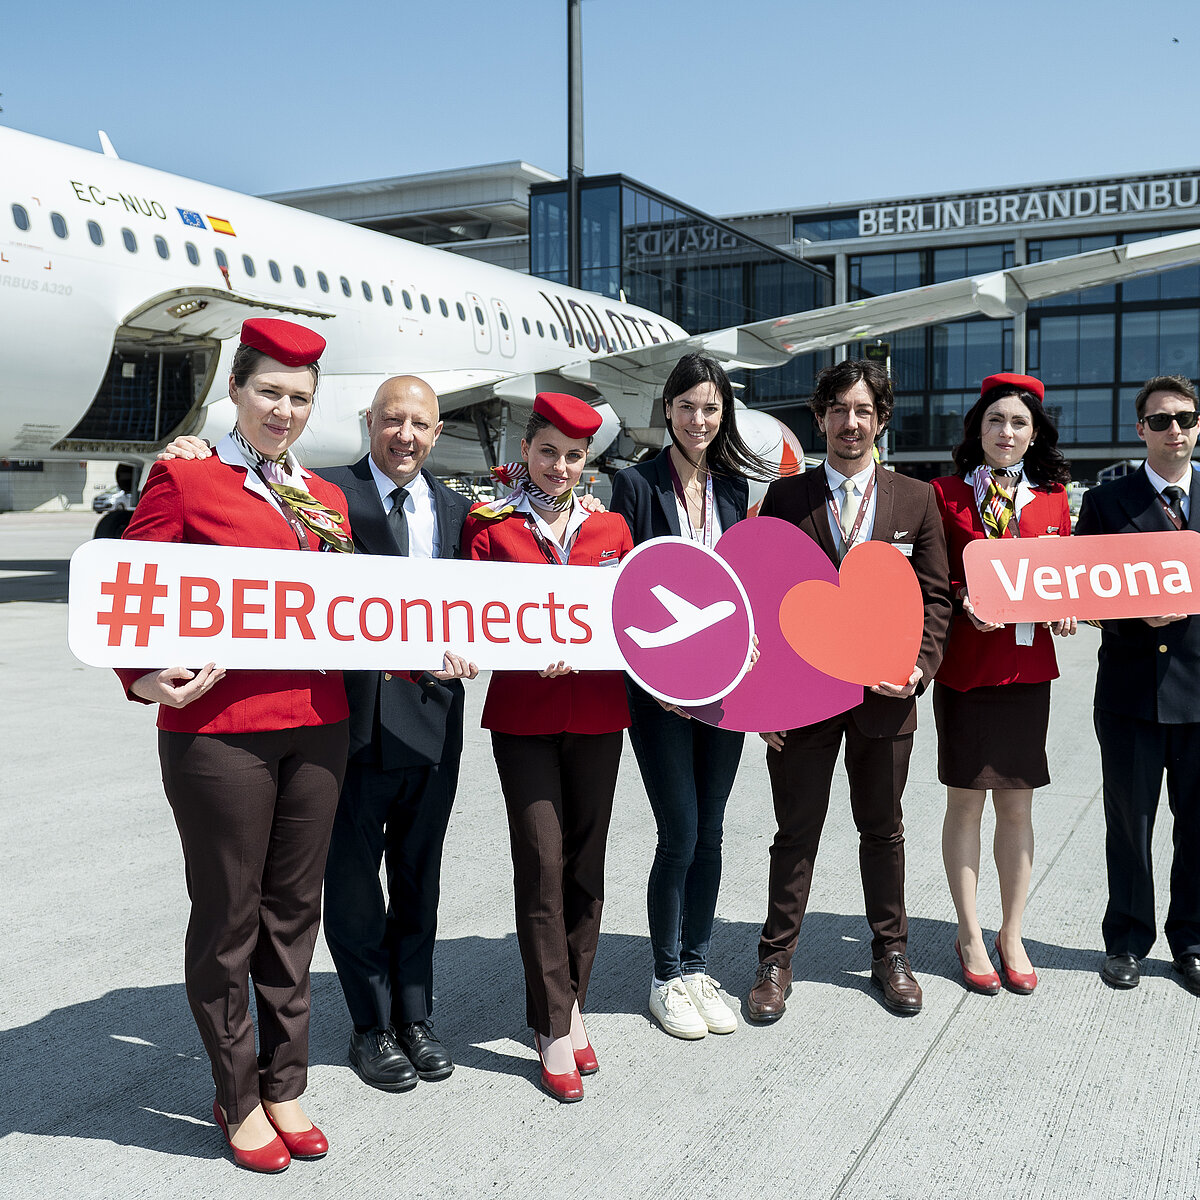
3, 0, 1196, 215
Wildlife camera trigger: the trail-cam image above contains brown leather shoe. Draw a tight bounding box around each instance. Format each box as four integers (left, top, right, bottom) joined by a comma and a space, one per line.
746, 962, 792, 1023
871, 952, 923, 1014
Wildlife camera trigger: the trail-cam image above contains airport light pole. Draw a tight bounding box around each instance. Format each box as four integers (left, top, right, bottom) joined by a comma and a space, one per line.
567, 0, 583, 290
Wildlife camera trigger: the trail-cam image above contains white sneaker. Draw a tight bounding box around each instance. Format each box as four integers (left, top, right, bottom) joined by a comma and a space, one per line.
682, 973, 738, 1034
648, 978, 708, 1039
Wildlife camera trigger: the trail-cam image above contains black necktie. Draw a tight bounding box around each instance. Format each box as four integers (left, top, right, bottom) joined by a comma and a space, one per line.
1162, 485, 1186, 529
388, 485, 410, 555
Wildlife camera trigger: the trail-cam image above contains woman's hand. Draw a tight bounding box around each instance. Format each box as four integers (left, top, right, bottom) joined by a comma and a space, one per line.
430, 652, 479, 680
962, 590, 1004, 633
870, 666, 923, 699
655, 696, 692, 719
760, 730, 787, 751
539, 660, 577, 678
1049, 617, 1078, 636
579, 494, 607, 514
157, 435, 212, 461
130, 663, 226, 707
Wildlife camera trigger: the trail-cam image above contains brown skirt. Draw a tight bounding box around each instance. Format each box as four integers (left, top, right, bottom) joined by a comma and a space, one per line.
932, 680, 1051, 790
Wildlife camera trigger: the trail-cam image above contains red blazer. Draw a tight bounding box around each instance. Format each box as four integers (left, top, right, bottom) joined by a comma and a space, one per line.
932, 474, 1070, 692
115, 453, 352, 735
462, 507, 633, 736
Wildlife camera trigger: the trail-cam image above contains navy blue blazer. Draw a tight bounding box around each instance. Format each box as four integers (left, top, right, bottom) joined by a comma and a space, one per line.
610, 447, 748, 545
1076, 464, 1200, 724
315, 456, 471, 769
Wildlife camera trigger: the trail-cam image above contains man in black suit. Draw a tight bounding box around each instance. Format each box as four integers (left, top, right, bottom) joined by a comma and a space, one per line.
319, 375, 477, 1089
1076, 374, 1200, 996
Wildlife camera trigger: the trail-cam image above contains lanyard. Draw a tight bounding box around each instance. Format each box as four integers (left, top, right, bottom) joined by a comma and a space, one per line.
823, 469, 876, 555
1158, 493, 1185, 530
525, 514, 568, 565
668, 455, 715, 546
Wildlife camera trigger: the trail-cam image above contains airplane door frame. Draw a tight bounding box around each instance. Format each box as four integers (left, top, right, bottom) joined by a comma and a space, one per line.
491, 298, 516, 358
465, 292, 492, 355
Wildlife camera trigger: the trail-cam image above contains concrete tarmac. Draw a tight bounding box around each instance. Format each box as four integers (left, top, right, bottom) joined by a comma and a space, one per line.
1, 512, 1197, 1200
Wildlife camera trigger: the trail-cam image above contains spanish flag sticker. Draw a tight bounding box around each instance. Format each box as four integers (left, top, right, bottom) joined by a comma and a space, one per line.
208, 216, 236, 236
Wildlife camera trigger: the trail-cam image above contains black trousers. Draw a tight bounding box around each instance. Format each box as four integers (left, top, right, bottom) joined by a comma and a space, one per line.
759, 713, 911, 966
491, 730, 623, 1039
323, 753, 460, 1029
1094, 708, 1200, 959
159, 721, 347, 1124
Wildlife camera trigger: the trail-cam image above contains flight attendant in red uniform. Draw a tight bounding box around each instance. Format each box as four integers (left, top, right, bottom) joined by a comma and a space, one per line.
116, 319, 353, 1172
462, 392, 633, 1102
932, 373, 1076, 997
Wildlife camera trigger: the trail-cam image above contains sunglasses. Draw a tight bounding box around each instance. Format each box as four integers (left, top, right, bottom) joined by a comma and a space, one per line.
1142, 411, 1200, 432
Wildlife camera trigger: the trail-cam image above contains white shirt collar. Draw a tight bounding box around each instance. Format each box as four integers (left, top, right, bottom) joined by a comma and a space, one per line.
824, 459, 875, 491
215, 432, 309, 501
1145, 461, 1193, 497
514, 492, 589, 559
369, 455, 428, 508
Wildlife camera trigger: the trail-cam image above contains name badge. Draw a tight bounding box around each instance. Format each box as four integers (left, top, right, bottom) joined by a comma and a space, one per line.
893, 543, 914, 557
599, 550, 621, 567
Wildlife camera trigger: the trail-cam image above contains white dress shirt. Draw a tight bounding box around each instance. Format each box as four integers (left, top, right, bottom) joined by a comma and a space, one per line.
1144, 461, 1193, 523
823, 460, 877, 552
368, 456, 440, 559
516, 493, 590, 562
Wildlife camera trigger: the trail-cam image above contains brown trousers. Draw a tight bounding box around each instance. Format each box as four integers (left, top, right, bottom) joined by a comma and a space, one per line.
159, 721, 348, 1122
491, 730, 623, 1039
759, 712, 911, 966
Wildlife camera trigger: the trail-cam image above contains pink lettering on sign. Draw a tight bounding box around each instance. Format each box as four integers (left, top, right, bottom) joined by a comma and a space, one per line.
964, 530, 1200, 623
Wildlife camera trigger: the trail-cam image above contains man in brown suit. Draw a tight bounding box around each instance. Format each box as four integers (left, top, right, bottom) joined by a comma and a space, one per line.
747, 358, 951, 1019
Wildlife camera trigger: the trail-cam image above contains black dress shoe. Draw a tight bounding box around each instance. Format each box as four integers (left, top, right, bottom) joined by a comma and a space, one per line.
1173, 953, 1200, 996
1101, 953, 1140, 989
349, 1027, 419, 1092
396, 1020, 454, 1081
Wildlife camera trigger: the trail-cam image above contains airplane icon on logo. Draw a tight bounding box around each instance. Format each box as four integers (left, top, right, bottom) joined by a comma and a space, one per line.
623, 585, 736, 649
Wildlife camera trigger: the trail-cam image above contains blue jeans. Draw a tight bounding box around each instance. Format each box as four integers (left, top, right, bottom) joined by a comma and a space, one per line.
627, 684, 745, 981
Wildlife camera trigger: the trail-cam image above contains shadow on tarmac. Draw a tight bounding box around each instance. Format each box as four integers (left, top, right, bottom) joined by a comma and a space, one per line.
0, 559, 70, 603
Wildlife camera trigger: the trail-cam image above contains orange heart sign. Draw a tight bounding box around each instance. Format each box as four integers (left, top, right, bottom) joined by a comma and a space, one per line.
778, 541, 924, 686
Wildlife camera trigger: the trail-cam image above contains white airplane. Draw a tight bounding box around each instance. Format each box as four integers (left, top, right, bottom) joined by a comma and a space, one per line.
623, 586, 737, 650
5, 123, 1200, 532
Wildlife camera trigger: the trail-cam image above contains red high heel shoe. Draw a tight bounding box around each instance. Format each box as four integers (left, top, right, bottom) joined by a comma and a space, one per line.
955, 940, 1002, 995
264, 1106, 329, 1160
995, 937, 1038, 994
573, 1041, 599, 1076
534, 1034, 583, 1102
212, 1099, 291, 1174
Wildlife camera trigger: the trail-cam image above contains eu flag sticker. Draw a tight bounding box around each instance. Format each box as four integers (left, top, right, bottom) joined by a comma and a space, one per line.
177, 208, 207, 230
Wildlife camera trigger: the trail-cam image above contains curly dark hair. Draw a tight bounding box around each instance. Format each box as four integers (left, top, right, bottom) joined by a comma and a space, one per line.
808, 358, 893, 431
952, 384, 1071, 487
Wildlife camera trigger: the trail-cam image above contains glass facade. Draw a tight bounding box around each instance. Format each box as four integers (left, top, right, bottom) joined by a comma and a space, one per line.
531, 176, 833, 439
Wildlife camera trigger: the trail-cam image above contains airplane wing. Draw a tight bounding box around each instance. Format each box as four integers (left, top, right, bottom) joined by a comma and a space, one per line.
651, 585, 699, 623
452, 228, 1200, 439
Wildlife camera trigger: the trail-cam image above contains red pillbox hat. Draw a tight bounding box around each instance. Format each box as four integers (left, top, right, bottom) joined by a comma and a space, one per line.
533, 391, 603, 438
980, 372, 1044, 402
240, 318, 326, 366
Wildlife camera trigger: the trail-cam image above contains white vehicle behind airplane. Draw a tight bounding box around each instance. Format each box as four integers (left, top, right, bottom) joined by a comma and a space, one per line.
4, 124, 1200, 533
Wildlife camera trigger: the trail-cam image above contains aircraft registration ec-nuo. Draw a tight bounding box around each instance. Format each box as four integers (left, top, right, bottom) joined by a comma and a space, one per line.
5, 123, 1200, 533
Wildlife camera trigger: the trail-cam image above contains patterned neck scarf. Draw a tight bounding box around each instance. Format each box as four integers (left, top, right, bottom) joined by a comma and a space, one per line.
469, 461, 575, 523
231, 427, 354, 553
971, 463, 1022, 539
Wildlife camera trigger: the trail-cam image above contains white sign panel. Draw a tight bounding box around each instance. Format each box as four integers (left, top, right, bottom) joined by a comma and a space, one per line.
68, 539, 623, 671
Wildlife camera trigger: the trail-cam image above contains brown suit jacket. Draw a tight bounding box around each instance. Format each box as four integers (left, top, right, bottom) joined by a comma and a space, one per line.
760, 464, 952, 737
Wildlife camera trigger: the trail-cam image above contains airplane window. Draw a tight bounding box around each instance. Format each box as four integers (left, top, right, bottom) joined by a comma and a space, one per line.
340, 276, 352, 297
382, 286, 393, 306
88, 220, 103, 246
421, 294, 431, 314
186, 242, 200, 265
215, 248, 228, 270
51, 212, 68, 239
439, 299, 449, 317
362, 281, 373, 301
11, 204, 29, 231
122, 228, 137, 253
499, 312, 510, 331
537, 321, 544, 337
474, 306, 484, 325
242, 254, 256, 277
269, 260, 282, 283
522, 317, 530, 334
402, 290, 413, 310
550, 324, 558, 340
456, 302, 466, 321
318, 271, 329, 293
294, 266, 306, 287
154, 235, 169, 259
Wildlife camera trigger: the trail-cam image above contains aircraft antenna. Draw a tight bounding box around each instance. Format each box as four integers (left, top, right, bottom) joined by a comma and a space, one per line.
98, 130, 119, 159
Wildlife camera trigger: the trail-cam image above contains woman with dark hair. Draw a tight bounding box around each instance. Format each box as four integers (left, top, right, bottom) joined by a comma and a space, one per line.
462, 392, 633, 1102
932, 372, 1076, 997
610, 351, 774, 1039
116, 319, 353, 1172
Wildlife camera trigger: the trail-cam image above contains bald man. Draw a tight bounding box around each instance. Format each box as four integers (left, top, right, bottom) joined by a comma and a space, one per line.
318, 377, 476, 1092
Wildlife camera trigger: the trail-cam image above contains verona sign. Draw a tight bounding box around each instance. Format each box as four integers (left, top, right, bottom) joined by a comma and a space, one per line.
964, 531, 1200, 623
